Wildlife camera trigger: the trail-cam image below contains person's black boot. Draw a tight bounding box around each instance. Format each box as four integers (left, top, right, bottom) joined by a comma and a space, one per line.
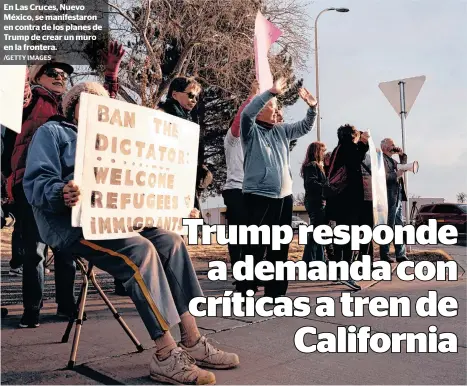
19, 309, 40, 328
235, 281, 257, 297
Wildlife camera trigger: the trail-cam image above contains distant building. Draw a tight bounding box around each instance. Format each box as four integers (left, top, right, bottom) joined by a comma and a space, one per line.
202, 197, 446, 225
201, 206, 225, 225
202, 205, 310, 225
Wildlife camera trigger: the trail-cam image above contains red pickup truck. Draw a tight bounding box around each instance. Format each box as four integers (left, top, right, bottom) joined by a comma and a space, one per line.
415, 203, 467, 237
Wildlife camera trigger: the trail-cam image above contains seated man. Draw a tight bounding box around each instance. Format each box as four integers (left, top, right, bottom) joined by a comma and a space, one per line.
23, 82, 239, 385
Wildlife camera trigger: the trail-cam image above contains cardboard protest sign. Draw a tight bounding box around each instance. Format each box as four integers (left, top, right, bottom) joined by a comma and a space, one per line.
72, 93, 200, 240
0, 65, 27, 133
254, 11, 282, 92
368, 133, 388, 226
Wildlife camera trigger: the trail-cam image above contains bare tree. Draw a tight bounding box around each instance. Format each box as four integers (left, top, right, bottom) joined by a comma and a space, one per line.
457, 192, 467, 203
78, 0, 312, 194
85, 0, 312, 107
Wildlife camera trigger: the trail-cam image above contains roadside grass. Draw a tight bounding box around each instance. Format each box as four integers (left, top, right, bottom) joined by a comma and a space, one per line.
1, 227, 453, 263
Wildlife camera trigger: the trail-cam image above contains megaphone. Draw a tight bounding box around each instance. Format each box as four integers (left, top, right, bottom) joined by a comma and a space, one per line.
397, 161, 419, 174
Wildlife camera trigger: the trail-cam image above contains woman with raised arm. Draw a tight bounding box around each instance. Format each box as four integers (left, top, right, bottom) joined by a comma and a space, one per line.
238, 78, 317, 298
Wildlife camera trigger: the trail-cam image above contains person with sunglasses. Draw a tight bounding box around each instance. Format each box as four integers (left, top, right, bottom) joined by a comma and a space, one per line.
158, 77, 201, 120
158, 77, 213, 221
8, 42, 125, 328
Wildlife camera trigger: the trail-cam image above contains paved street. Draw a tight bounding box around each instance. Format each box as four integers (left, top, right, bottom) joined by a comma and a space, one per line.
1, 245, 466, 385
1, 278, 465, 385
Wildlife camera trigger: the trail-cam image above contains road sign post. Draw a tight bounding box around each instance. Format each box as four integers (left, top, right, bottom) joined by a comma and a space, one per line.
398, 80, 409, 229
379, 75, 426, 229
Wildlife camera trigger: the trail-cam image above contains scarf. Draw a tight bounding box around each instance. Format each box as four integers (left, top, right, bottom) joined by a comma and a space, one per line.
30, 84, 63, 114
159, 98, 192, 121
256, 119, 274, 130
31, 84, 62, 101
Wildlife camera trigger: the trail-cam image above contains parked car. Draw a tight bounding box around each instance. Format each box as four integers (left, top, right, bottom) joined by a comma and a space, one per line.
291, 215, 307, 232
415, 203, 467, 236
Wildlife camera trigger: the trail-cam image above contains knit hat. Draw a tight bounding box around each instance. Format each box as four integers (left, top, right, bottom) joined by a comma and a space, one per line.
62, 82, 109, 121
29, 59, 74, 84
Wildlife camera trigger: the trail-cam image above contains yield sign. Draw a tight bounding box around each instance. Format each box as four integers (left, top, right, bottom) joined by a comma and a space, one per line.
378, 75, 426, 117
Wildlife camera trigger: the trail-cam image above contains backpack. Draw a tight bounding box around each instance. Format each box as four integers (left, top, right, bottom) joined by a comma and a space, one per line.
324, 145, 348, 198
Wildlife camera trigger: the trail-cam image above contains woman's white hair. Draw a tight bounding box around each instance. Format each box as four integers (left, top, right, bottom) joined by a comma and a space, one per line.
62, 82, 109, 120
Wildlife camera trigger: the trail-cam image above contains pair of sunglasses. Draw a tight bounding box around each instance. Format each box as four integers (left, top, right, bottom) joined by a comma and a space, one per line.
184, 92, 199, 101
44, 68, 69, 81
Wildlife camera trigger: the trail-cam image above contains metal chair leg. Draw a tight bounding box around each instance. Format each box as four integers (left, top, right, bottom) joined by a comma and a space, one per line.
89, 270, 144, 352
67, 262, 90, 369
62, 259, 87, 344
63, 257, 144, 368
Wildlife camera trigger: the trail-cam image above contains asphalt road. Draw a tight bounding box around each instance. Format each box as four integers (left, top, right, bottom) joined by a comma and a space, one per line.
413, 241, 466, 272
1, 242, 465, 308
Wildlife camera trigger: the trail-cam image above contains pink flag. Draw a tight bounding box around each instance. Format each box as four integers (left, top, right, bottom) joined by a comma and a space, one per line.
254, 11, 282, 92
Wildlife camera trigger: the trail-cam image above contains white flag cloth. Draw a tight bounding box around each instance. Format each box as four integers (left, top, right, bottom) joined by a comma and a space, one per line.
368, 133, 388, 226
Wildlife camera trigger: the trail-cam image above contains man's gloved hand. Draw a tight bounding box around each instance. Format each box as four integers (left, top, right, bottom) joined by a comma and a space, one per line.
103, 41, 125, 77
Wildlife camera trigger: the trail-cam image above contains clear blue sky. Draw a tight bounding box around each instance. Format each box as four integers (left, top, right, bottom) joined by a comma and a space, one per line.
205, 0, 467, 209
285, 0, 467, 202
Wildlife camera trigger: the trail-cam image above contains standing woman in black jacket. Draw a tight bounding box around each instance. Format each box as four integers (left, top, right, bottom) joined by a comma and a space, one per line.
301, 142, 328, 262
158, 77, 212, 217
326, 125, 369, 276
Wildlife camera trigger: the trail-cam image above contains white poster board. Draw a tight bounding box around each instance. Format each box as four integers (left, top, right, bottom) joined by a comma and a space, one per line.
72, 93, 200, 240
368, 134, 388, 226
0, 65, 27, 133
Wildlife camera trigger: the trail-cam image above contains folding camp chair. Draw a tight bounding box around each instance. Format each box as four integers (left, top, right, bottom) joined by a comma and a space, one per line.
61, 256, 144, 369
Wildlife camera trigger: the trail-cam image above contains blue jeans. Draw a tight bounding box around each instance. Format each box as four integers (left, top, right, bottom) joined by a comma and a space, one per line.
302, 207, 325, 263
380, 199, 407, 258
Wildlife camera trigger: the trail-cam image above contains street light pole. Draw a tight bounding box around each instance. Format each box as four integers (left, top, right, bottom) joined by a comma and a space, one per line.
314, 7, 349, 141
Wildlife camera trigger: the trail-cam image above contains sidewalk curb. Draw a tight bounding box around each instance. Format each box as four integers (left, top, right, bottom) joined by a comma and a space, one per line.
361, 250, 466, 291
359, 263, 398, 291
440, 250, 466, 278
411, 248, 465, 279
